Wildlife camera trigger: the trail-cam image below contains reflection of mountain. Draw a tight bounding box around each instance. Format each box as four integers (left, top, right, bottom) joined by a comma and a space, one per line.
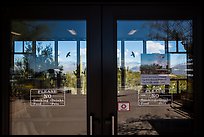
125, 62, 141, 72
129, 66, 140, 72
60, 61, 86, 73
171, 63, 187, 75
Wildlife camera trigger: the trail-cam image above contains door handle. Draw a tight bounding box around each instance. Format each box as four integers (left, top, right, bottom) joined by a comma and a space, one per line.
90, 115, 93, 135
112, 116, 114, 135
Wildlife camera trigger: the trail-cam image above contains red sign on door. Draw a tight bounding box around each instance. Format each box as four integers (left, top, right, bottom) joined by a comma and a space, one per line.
118, 101, 130, 111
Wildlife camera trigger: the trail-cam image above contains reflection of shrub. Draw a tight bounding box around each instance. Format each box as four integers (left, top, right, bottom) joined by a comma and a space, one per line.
65, 72, 77, 88
11, 44, 57, 100
11, 83, 33, 100
117, 68, 141, 89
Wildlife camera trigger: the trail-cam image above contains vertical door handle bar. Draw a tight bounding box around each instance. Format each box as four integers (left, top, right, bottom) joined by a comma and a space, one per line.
112, 116, 114, 135
90, 115, 93, 135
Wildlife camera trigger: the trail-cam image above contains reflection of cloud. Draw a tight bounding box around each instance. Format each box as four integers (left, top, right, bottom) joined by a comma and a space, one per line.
80, 48, 86, 56
117, 48, 120, 57
125, 49, 129, 56
59, 61, 76, 72
168, 43, 173, 48
134, 51, 140, 56
58, 57, 63, 62
147, 41, 164, 54
170, 54, 186, 67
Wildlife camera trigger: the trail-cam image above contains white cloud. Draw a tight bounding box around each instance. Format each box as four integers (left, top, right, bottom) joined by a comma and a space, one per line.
125, 48, 129, 56
147, 41, 165, 54
168, 43, 173, 48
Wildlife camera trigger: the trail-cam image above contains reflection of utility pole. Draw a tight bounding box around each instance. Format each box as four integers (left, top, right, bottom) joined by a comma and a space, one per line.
142, 40, 147, 93
165, 40, 170, 94
121, 40, 125, 90
77, 40, 81, 94
55, 40, 58, 67
56, 72, 62, 88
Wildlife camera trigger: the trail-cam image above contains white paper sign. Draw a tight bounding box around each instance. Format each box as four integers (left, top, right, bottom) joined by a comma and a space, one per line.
141, 74, 170, 85
30, 89, 65, 106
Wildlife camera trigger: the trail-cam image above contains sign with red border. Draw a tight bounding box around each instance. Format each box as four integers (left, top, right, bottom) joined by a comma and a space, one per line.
118, 101, 130, 111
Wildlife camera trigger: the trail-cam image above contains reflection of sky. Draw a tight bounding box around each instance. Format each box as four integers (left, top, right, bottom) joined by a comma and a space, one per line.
14, 40, 86, 73
117, 20, 189, 71
15, 39, 185, 72
48, 20, 86, 40
117, 20, 150, 41
117, 41, 143, 69
58, 41, 86, 73
146, 41, 165, 54
117, 40, 187, 69
178, 41, 186, 52
58, 41, 77, 72
168, 41, 186, 52
170, 54, 186, 67
168, 41, 176, 52
12, 20, 86, 40
14, 41, 23, 52
13, 20, 87, 73
125, 41, 143, 68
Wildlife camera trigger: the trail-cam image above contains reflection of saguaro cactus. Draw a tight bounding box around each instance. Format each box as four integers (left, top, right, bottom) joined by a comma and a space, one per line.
73, 54, 84, 94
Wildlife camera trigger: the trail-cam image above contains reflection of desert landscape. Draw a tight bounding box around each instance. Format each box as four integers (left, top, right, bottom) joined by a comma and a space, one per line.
140, 54, 170, 74
140, 64, 170, 74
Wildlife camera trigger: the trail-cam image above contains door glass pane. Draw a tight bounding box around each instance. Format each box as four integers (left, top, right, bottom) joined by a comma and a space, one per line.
10, 20, 87, 135
117, 20, 193, 135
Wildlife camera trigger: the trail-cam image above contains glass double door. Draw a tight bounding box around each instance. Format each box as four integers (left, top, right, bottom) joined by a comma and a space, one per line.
7, 5, 196, 135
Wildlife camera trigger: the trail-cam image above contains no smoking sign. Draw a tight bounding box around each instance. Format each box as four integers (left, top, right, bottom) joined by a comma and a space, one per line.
118, 101, 130, 111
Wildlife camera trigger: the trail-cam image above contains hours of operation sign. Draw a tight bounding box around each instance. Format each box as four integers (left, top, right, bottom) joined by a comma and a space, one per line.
30, 89, 65, 106
141, 74, 170, 85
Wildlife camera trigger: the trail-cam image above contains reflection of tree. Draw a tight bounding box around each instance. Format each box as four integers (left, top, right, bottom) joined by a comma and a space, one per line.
12, 44, 56, 99
65, 72, 77, 88
35, 42, 55, 72
146, 21, 193, 58
11, 21, 56, 99
146, 21, 193, 104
